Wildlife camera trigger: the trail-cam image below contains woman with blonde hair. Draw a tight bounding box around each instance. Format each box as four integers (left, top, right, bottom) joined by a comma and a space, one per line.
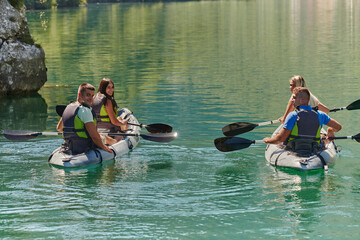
279, 75, 329, 123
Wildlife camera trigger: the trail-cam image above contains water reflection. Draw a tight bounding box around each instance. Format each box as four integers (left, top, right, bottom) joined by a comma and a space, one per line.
0, 94, 48, 131
49, 150, 173, 185
49, 160, 116, 186
262, 167, 337, 232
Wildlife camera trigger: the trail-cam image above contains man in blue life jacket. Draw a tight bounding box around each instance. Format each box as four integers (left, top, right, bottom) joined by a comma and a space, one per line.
57, 83, 114, 155
263, 87, 342, 152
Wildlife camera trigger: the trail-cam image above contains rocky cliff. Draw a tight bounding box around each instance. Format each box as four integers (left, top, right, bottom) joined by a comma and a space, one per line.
0, 0, 47, 96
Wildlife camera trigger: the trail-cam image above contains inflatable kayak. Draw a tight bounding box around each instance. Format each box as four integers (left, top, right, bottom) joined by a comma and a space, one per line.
48, 108, 140, 168
265, 124, 340, 171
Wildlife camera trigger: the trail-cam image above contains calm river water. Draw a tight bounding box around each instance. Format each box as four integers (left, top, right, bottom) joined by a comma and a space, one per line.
1, 1, 360, 239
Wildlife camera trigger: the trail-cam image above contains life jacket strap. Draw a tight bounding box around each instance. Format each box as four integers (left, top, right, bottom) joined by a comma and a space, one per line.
289, 135, 320, 140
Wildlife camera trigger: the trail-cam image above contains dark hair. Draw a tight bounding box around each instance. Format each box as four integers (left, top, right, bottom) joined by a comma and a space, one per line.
97, 78, 118, 108
78, 83, 95, 101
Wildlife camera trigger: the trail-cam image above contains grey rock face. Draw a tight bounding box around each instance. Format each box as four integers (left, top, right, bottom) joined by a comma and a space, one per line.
0, 0, 47, 96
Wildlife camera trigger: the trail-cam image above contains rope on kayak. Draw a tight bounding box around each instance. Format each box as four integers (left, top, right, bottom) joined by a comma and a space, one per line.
111, 148, 117, 158
274, 151, 285, 168
317, 153, 328, 171
94, 149, 103, 163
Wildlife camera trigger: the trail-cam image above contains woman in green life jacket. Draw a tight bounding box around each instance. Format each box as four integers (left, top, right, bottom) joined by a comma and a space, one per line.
93, 78, 128, 135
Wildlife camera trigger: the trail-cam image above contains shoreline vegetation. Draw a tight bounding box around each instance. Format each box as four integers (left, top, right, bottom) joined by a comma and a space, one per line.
10, 0, 197, 10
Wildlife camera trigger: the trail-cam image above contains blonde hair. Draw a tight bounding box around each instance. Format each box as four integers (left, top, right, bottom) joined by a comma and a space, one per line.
290, 75, 307, 87
290, 75, 319, 107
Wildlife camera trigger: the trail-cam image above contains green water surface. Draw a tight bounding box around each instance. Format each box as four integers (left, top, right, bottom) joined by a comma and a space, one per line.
1, 1, 360, 239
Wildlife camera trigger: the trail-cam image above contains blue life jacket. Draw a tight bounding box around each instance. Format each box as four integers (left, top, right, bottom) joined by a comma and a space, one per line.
285, 107, 321, 153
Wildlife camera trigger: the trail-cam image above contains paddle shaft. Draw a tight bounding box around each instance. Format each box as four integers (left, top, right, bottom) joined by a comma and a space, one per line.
245, 135, 359, 146
329, 107, 347, 112
222, 99, 360, 137
18, 132, 147, 138
214, 133, 360, 152
257, 119, 280, 126
128, 122, 144, 128
329, 99, 360, 112
250, 136, 356, 144
38, 132, 62, 136
3, 130, 177, 143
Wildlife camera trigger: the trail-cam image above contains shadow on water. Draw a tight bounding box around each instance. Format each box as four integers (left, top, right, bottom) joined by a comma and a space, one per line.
0, 93, 48, 131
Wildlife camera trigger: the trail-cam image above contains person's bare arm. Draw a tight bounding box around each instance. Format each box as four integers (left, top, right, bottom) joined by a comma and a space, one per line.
85, 122, 112, 153
279, 97, 293, 123
318, 102, 330, 114
57, 118, 63, 133
105, 100, 127, 127
326, 119, 342, 139
263, 128, 292, 144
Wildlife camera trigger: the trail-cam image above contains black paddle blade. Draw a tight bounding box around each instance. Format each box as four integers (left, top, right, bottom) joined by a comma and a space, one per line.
353, 133, 360, 143
145, 123, 173, 133
3, 130, 41, 141
56, 104, 67, 117
141, 132, 177, 143
347, 99, 360, 111
214, 136, 254, 152
222, 122, 257, 136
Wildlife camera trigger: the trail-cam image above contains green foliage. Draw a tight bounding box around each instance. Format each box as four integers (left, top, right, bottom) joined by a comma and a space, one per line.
25, 0, 53, 10
56, 0, 81, 7
24, 0, 86, 9
8, 0, 25, 10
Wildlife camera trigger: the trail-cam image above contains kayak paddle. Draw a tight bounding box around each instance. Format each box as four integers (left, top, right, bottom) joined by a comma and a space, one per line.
56, 104, 173, 133
55, 104, 67, 117
3, 130, 61, 141
329, 99, 360, 112
221, 99, 360, 137
214, 133, 360, 152
214, 136, 264, 152
106, 132, 177, 143
3, 130, 178, 143
127, 122, 173, 134
222, 120, 280, 137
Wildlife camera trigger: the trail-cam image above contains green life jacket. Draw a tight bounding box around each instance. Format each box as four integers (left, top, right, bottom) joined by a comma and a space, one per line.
92, 93, 119, 131
93, 93, 118, 122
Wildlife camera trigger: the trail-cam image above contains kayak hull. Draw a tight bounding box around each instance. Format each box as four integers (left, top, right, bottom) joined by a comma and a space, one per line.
48, 108, 140, 168
265, 125, 339, 171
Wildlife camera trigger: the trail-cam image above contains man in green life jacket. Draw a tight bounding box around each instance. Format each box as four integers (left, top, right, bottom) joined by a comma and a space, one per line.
263, 87, 342, 151
57, 83, 114, 155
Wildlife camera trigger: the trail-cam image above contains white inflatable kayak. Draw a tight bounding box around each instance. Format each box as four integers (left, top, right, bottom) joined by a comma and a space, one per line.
265, 125, 340, 171
48, 108, 140, 168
